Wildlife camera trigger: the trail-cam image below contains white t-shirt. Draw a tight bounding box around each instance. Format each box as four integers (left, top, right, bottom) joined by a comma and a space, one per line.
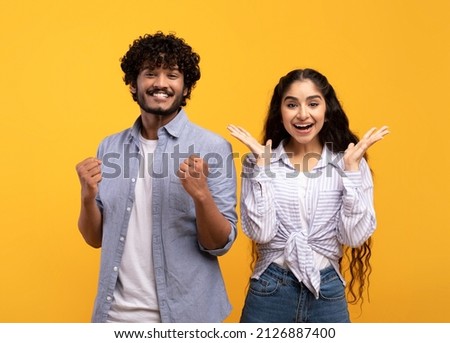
107, 134, 160, 322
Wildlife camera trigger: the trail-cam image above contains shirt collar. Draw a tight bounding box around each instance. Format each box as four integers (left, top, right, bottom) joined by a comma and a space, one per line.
128, 108, 189, 142
272, 139, 341, 170
161, 108, 188, 138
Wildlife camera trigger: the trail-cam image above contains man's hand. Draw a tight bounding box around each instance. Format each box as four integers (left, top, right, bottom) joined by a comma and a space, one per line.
178, 155, 209, 200
76, 157, 102, 201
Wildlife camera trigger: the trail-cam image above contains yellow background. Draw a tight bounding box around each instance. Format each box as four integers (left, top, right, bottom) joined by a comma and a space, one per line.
1, 0, 449, 322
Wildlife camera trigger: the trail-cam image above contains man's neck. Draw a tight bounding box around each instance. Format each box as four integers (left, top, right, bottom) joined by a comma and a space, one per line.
140, 109, 180, 139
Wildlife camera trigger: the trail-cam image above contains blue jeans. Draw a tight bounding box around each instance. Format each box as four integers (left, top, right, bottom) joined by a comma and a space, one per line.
240, 263, 350, 323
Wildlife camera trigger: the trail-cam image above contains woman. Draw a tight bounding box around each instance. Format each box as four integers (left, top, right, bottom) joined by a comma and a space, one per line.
228, 68, 389, 323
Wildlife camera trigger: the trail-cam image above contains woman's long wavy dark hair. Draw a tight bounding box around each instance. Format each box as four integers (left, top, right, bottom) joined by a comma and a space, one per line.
254, 68, 372, 305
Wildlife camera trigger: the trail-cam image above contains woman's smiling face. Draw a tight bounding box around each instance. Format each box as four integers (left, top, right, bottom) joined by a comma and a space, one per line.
281, 79, 326, 149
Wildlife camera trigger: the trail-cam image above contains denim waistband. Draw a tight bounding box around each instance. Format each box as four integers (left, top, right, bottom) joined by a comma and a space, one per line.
266, 262, 336, 286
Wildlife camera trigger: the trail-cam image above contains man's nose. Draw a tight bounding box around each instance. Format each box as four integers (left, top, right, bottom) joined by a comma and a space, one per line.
153, 74, 168, 88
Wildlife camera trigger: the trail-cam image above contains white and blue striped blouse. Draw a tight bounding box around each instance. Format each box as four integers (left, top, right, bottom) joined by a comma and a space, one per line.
240, 140, 376, 298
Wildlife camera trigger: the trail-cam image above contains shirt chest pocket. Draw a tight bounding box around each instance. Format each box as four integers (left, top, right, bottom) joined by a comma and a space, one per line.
313, 190, 343, 226
169, 179, 193, 213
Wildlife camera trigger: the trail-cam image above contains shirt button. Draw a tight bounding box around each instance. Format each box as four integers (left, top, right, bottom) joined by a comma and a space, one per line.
120, 236, 125, 242
106, 296, 112, 301
113, 266, 118, 272
126, 207, 131, 212
131, 178, 136, 183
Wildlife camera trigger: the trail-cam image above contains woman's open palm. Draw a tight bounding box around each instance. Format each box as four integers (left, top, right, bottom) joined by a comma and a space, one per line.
344, 126, 390, 171
227, 124, 272, 165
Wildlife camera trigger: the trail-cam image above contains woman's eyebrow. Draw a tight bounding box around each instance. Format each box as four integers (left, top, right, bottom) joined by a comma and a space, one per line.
283, 94, 322, 101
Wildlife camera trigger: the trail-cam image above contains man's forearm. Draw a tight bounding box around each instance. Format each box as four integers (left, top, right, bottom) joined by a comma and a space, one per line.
194, 193, 231, 250
78, 199, 103, 248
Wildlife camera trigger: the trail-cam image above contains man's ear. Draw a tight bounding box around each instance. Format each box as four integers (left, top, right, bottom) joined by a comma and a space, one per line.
130, 83, 137, 94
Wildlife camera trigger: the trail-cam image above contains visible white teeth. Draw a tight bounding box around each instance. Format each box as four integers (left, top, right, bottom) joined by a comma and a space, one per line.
153, 92, 168, 98
294, 123, 313, 129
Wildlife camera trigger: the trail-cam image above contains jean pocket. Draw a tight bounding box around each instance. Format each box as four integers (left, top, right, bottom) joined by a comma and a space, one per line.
248, 274, 280, 296
318, 273, 346, 301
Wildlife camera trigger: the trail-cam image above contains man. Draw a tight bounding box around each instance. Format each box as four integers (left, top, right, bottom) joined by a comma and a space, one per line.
75, 32, 237, 323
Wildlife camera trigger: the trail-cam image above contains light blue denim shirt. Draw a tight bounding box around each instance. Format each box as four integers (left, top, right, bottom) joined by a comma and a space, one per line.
91, 109, 238, 322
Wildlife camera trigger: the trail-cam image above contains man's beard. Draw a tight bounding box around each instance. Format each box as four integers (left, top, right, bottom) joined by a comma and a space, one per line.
137, 88, 184, 116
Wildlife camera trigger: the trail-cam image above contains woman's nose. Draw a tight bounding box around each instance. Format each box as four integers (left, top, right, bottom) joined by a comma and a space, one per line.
296, 106, 309, 120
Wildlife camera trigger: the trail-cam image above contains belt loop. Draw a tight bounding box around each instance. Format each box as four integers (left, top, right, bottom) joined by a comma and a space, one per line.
282, 267, 289, 285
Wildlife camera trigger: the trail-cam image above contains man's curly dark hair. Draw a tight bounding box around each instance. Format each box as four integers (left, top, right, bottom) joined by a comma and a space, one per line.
120, 31, 201, 106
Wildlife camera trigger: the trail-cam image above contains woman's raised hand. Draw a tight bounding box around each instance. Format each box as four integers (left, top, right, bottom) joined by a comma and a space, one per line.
227, 124, 272, 166
344, 126, 390, 171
